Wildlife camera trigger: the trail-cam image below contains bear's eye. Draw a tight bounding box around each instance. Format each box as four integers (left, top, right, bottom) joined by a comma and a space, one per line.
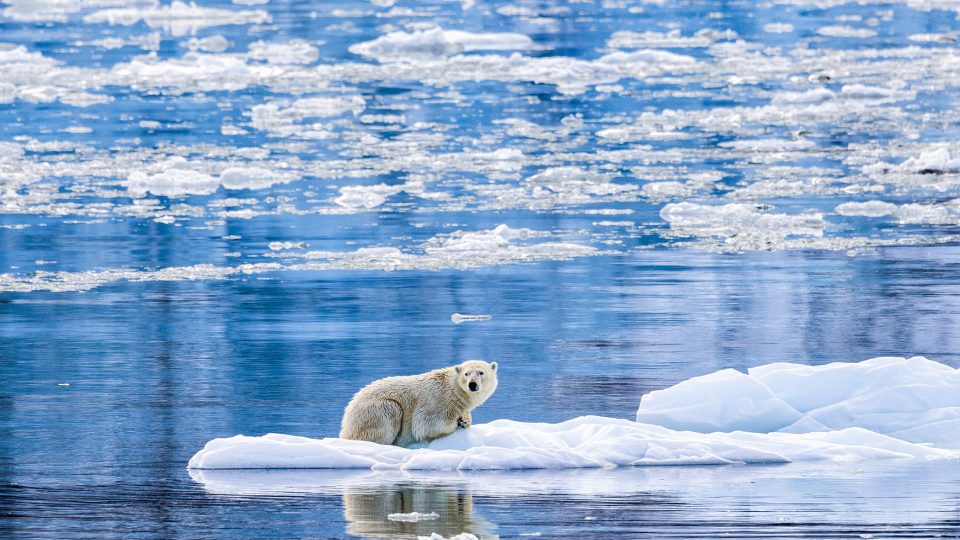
479, 371, 484, 376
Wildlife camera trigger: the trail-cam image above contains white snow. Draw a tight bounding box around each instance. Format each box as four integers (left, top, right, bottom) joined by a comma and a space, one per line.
188, 357, 960, 471
637, 356, 960, 448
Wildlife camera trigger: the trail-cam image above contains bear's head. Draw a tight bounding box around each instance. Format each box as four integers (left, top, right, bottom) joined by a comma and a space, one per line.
454, 360, 498, 403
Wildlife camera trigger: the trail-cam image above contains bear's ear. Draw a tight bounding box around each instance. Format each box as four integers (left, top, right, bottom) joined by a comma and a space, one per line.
455, 365, 462, 374
490, 361, 498, 372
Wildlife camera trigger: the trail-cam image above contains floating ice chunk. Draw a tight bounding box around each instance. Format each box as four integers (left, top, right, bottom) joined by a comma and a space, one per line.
334, 183, 404, 209
186, 35, 231, 52
1, 0, 155, 22
866, 147, 960, 176
763, 23, 794, 33
894, 147, 960, 174
84, 1, 271, 37
835, 201, 897, 217
188, 410, 955, 471
894, 200, 960, 224
249, 96, 364, 136
719, 139, 816, 152
219, 166, 297, 190
606, 28, 737, 49
839, 84, 913, 102
426, 224, 532, 253
522, 167, 635, 206
660, 202, 826, 251
127, 167, 219, 197
451, 313, 492, 324
909, 33, 957, 43
388, 511, 439, 522
247, 39, 319, 65
349, 27, 535, 61
771, 88, 836, 105
816, 26, 877, 38
268, 241, 306, 251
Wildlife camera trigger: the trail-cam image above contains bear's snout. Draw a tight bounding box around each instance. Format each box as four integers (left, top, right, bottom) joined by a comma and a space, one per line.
468, 381, 479, 392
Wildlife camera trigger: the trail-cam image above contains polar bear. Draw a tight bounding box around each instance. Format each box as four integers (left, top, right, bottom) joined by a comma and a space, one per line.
340, 360, 498, 447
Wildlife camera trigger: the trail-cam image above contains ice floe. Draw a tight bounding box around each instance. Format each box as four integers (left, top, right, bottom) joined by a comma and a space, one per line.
637, 356, 960, 448
349, 28, 536, 61
83, 1, 271, 36
816, 25, 877, 38
0, 226, 599, 292
188, 357, 959, 470
659, 202, 826, 251
606, 29, 737, 49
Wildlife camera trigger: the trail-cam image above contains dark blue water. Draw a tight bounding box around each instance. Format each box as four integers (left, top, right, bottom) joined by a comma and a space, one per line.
2, 0, 960, 537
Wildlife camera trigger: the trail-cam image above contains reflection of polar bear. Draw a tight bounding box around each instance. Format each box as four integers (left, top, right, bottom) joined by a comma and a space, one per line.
340, 360, 498, 447
343, 483, 499, 540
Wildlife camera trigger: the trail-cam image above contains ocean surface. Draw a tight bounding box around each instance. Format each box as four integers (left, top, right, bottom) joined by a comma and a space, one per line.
2, 0, 960, 537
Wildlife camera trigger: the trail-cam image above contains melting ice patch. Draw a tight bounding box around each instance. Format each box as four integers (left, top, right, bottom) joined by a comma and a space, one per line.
348, 27, 536, 61
659, 202, 826, 252
188, 357, 959, 470
83, 1, 271, 36
0, 226, 599, 292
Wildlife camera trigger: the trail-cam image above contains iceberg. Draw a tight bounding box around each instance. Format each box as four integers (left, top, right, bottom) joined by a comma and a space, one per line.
189, 357, 960, 471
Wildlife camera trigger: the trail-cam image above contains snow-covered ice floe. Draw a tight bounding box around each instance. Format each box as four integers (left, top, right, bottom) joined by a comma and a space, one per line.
188, 357, 959, 471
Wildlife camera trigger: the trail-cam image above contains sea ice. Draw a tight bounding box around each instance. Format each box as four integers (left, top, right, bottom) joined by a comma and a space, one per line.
451, 314, 492, 324
188, 357, 960, 471
83, 1, 271, 36
638, 356, 960, 448
660, 202, 826, 251
349, 27, 536, 61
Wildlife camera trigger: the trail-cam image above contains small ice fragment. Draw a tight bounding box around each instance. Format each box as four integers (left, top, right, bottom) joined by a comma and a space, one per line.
417, 534, 478, 540
58, 383, 69, 387
268, 241, 306, 251
816, 25, 876, 38
451, 313, 492, 324
584, 516, 597, 521
388, 511, 439, 522
763, 23, 793, 33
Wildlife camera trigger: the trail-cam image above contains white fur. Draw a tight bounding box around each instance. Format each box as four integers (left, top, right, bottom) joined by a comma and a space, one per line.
340, 360, 498, 447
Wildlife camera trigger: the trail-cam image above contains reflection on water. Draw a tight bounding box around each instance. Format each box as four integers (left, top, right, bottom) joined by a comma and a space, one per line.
187, 463, 960, 539
343, 485, 496, 540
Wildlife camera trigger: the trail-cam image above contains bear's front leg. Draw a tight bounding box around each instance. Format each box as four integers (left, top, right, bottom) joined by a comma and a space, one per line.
457, 410, 472, 429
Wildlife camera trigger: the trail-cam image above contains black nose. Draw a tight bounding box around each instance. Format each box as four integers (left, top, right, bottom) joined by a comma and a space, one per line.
468, 382, 478, 392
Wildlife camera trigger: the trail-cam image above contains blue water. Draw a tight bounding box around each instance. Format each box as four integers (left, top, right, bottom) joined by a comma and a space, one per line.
2, 0, 960, 537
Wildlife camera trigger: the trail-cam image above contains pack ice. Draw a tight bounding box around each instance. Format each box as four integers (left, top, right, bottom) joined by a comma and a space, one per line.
188, 357, 960, 470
